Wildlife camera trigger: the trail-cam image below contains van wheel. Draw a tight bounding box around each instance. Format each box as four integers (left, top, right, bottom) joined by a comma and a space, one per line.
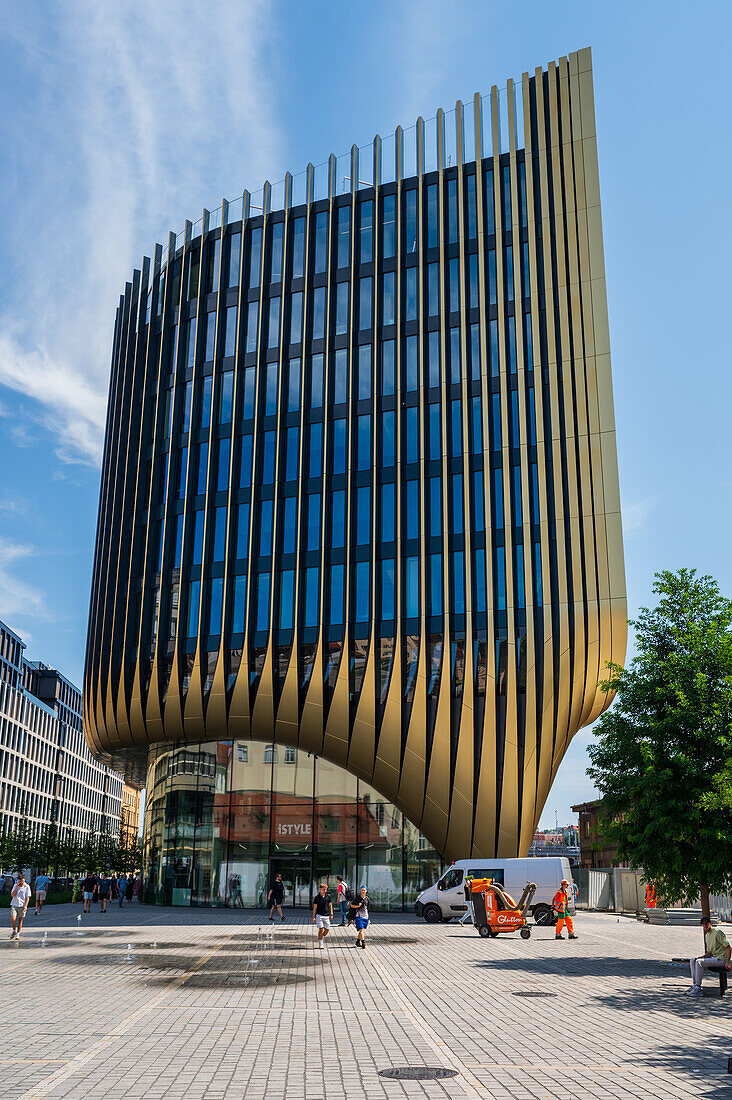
520, 928, 531, 940
533, 904, 555, 926
423, 904, 442, 924
478, 925, 490, 938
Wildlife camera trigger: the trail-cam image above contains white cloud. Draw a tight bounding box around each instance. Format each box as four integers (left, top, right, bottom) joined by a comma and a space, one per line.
0, 535, 46, 626
622, 496, 654, 538
0, 2, 282, 467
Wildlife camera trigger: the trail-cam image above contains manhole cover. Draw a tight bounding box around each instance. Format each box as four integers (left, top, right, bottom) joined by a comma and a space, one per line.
512, 991, 557, 998
379, 1068, 458, 1080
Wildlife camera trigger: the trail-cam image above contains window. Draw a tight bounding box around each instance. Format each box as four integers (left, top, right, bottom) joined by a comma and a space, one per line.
429, 476, 441, 538
262, 430, 275, 483
405, 556, 419, 618
259, 499, 273, 556
331, 489, 346, 548
405, 407, 418, 463
474, 548, 487, 613
449, 257, 459, 312
428, 331, 440, 388
265, 363, 278, 416
332, 418, 347, 474
382, 272, 395, 326
336, 282, 349, 335
451, 399, 462, 457
216, 438, 229, 490
279, 569, 294, 630
309, 422, 322, 478
452, 473, 463, 534
310, 353, 324, 408
248, 228, 262, 288
494, 547, 506, 611
304, 566, 319, 627
219, 372, 233, 424
287, 357, 301, 411
184, 317, 196, 369
404, 189, 417, 253
405, 268, 417, 321
246, 301, 258, 353
493, 468, 504, 529
381, 559, 395, 620
357, 414, 371, 470
468, 254, 479, 310
466, 175, 477, 239
381, 340, 395, 396
382, 194, 396, 258
430, 554, 442, 616
381, 482, 395, 542
429, 404, 441, 461
470, 323, 481, 380
237, 744, 248, 763
446, 177, 458, 244
263, 745, 278, 764
405, 335, 418, 391
334, 348, 347, 403
426, 184, 439, 248
405, 480, 418, 539
187, 581, 200, 637
282, 496, 297, 554
450, 328, 460, 384
236, 502, 249, 559
428, 262, 439, 316
515, 544, 525, 608
359, 276, 372, 329
359, 200, 373, 264
208, 577, 223, 636
291, 217, 305, 278
224, 305, 237, 357
204, 311, 216, 361
256, 573, 270, 632
381, 410, 395, 466
289, 291, 303, 344
227, 233, 240, 290
270, 222, 283, 282
284, 746, 296, 764
355, 561, 370, 622
502, 164, 512, 230
314, 212, 327, 273
285, 425, 298, 481
356, 485, 370, 545
337, 205, 350, 268
196, 442, 208, 496
307, 493, 321, 550
239, 435, 252, 488
191, 510, 204, 564
329, 564, 344, 625
268, 297, 280, 348
451, 551, 465, 614
312, 287, 325, 340
471, 396, 482, 454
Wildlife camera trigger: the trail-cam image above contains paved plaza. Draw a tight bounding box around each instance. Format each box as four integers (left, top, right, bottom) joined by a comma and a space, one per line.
2, 903, 729, 1099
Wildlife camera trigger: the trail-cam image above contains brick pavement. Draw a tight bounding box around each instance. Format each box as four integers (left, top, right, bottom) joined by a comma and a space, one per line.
2, 902, 729, 1099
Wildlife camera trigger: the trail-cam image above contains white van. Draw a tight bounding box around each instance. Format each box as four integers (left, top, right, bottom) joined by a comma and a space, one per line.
414, 857, 575, 925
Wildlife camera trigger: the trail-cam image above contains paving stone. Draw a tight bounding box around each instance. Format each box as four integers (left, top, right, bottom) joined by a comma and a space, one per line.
0, 904, 728, 1098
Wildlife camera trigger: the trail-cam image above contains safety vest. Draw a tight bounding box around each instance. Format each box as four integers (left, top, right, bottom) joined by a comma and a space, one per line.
553, 888, 568, 913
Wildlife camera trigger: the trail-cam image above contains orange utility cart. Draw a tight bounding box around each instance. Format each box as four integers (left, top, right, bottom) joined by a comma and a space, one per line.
469, 878, 536, 939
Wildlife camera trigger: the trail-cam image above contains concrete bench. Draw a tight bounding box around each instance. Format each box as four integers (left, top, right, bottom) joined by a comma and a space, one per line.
673, 957, 728, 996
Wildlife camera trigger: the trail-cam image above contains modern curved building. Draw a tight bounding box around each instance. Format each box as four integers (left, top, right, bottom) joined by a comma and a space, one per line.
85, 48, 626, 907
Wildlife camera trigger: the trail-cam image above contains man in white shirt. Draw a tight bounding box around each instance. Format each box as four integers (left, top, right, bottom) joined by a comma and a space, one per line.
10, 873, 31, 940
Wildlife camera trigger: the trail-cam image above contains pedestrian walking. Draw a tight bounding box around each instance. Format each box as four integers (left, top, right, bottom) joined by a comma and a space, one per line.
10, 873, 31, 940
116, 874, 126, 907
34, 871, 51, 915
312, 882, 334, 949
267, 874, 286, 921
97, 873, 112, 913
81, 872, 98, 913
687, 917, 731, 996
553, 879, 578, 940
350, 886, 370, 949
336, 875, 351, 926
71, 875, 81, 905
125, 874, 135, 903
459, 875, 474, 925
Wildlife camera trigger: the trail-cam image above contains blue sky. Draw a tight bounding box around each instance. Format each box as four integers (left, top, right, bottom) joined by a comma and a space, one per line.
1, 1, 730, 827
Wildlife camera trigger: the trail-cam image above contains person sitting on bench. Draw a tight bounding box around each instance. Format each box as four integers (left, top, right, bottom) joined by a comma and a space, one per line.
687, 916, 731, 996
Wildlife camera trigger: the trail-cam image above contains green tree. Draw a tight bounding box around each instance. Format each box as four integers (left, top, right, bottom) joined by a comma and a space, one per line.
10, 805, 37, 873
588, 569, 732, 918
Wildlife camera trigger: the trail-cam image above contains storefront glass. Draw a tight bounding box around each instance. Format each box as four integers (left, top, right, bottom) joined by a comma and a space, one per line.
142, 739, 445, 909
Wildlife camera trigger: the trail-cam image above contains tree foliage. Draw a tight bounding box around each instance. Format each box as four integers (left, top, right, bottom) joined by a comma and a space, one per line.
588, 569, 732, 915
0, 812, 140, 878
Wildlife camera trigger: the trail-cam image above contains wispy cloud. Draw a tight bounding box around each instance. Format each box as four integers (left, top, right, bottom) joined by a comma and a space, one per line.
0, 535, 46, 628
0, 2, 282, 467
622, 496, 654, 538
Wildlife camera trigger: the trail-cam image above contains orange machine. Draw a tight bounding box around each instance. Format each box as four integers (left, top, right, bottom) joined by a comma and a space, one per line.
469, 878, 536, 939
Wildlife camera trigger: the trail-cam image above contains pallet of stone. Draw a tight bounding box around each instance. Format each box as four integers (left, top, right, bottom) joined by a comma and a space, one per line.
647, 908, 719, 926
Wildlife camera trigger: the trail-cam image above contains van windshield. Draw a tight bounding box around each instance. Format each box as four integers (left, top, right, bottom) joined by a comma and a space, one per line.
467, 868, 504, 884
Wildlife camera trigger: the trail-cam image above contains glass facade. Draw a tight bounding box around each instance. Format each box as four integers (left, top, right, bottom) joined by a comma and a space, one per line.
143, 740, 442, 909
87, 51, 625, 876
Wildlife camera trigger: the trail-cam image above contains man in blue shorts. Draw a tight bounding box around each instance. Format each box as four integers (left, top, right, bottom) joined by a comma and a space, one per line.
34, 871, 51, 915
352, 886, 370, 949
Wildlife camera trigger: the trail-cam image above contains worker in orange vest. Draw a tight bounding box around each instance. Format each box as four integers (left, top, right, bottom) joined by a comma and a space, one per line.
645, 883, 656, 909
553, 879, 578, 940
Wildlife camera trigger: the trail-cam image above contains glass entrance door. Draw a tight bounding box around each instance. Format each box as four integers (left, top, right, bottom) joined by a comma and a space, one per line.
269, 857, 312, 908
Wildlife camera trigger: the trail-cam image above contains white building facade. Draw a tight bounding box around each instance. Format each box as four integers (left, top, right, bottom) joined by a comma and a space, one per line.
0, 619, 123, 840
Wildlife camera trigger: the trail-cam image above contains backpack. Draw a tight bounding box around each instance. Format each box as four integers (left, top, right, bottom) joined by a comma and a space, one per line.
342, 883, 352, 902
